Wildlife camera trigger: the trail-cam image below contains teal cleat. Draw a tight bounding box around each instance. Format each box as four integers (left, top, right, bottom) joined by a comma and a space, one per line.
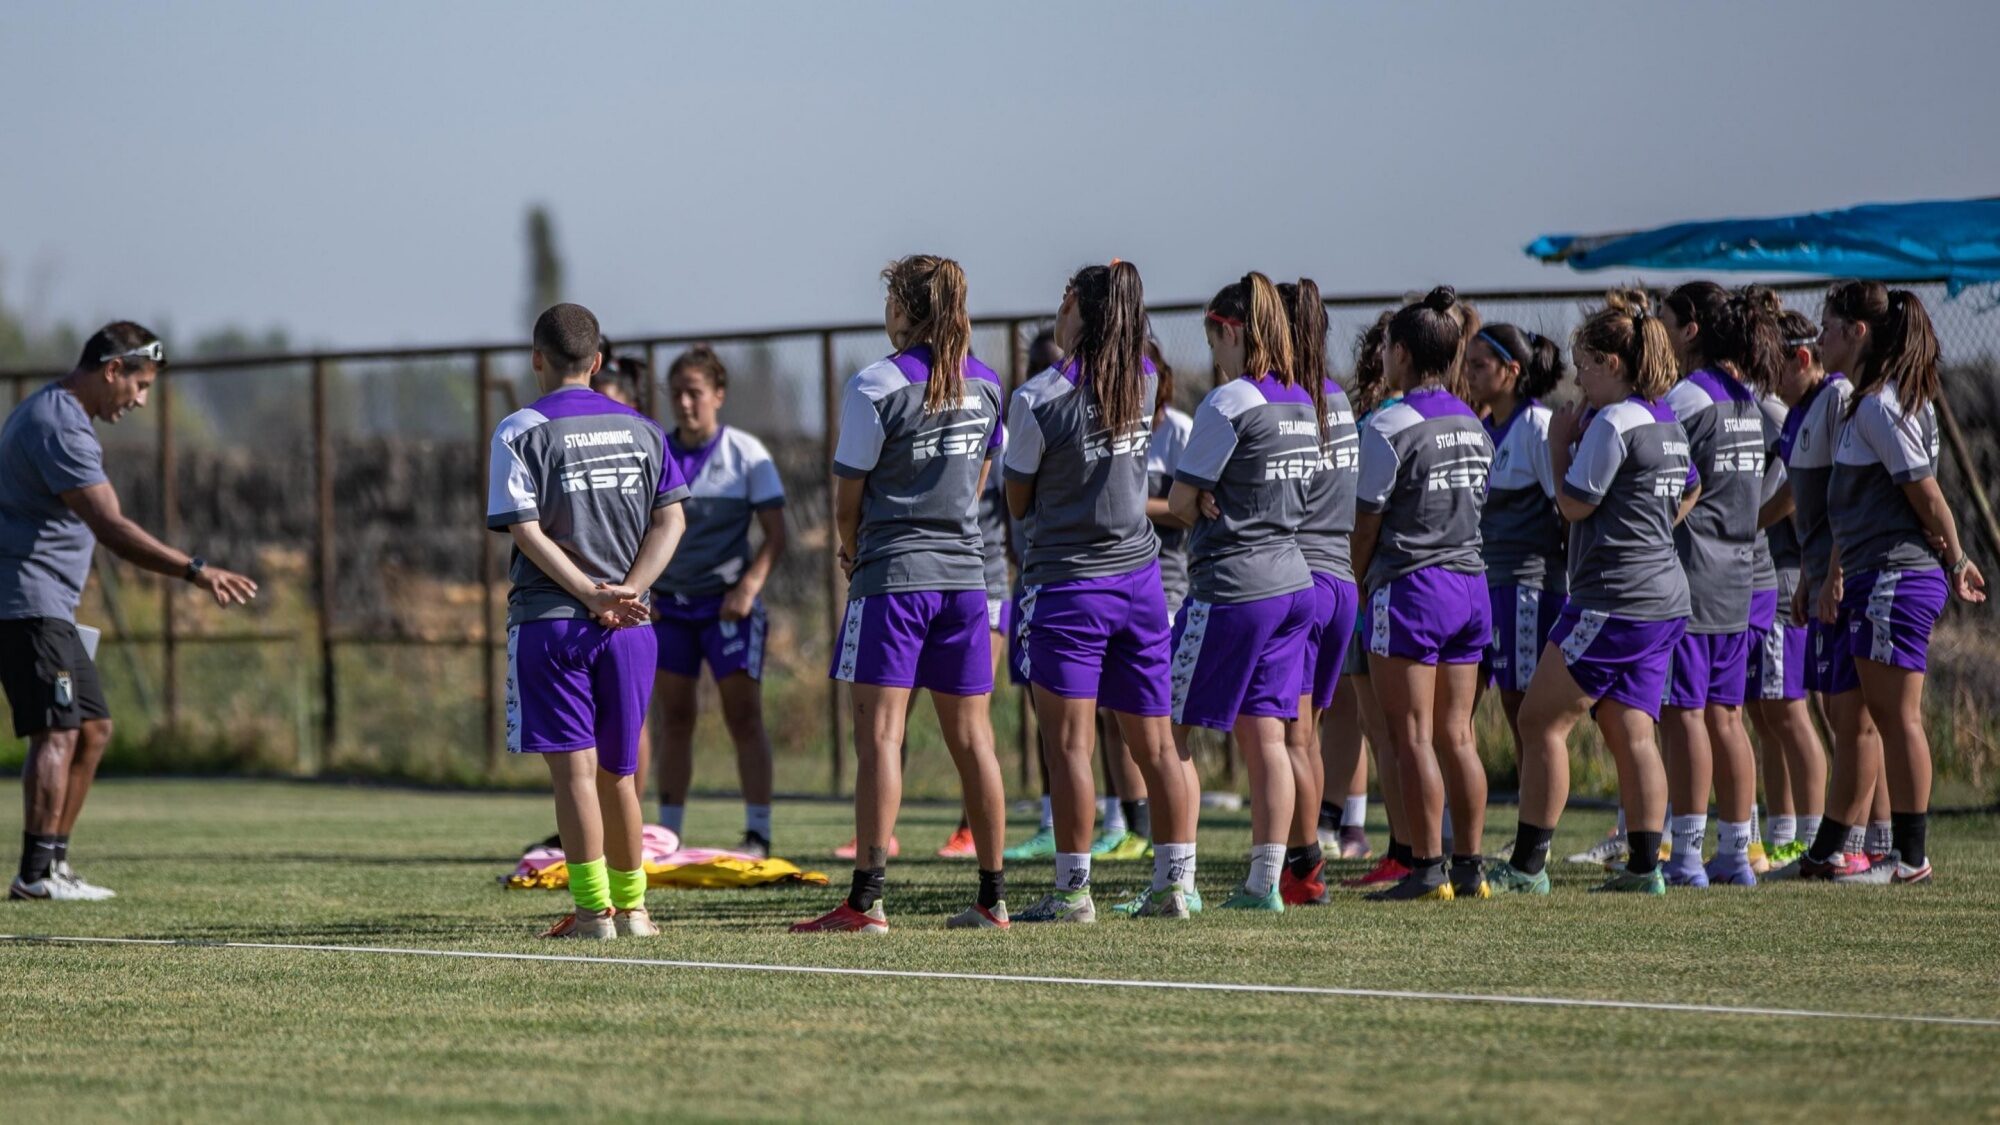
1218, 883, 1285, 912
1013, 888, 1097, 923
1110, 886, 1190, 919
1089, 828, 1131, 857
1590, 866, 1667, 895
1003, 826, 1058, 862
1487, 860, 1552, 896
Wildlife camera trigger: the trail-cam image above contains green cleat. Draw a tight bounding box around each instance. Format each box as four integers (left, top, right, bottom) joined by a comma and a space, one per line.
1219, 883, 1285, 912
1487, 860, 1551, 896
1099, 833, 1152, 862
1089, 828, 1132, 856
1003, 826, 1058, 862
1185, 884, 1204, 913
1590, 866, 1667, 895
1767, 840, 1808, 868
1111, 886, 1190, 919
1013, 888, 1097, 923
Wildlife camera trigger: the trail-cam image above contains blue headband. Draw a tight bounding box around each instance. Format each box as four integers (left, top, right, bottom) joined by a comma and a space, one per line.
1476, 330, 1515, 365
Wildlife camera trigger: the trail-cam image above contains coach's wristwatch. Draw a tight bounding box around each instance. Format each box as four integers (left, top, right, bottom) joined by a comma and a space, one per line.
184, 556, 208, 584
1949, 553, 1973, 576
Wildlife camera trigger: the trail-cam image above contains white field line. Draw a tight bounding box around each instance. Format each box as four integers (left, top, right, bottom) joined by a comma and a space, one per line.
5, 933, 1998, 1030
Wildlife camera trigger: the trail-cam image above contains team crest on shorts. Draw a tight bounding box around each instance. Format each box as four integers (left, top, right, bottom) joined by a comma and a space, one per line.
53, 671, 73, 708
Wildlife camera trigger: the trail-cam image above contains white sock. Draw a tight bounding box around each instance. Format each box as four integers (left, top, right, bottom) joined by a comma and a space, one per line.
1670, 814, 1708, 861
1100, 796, 1126, 835
744, 804, 772, 840
1798, 814, 1822, 848
1867, 820, 1893, 854
1176, 846, 1198, 894
1844, 824, 1867, 855
1055, 852, 1091, 892
1153, 842, 1194, 893
1246, 843, 1286, 897
1343, 795, 1368, 829
659, 804, 686, 835
1769, 814, 1797, 848
1717, 819, 1752, 860
1039, 795, 1054, 830
1750, 805, 1762, 844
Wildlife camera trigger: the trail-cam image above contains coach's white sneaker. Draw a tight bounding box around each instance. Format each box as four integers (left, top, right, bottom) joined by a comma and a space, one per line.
8, 874, 103, 902
542, 908, 617, 940
53, 862, 115, 901
614, 907, 659, 937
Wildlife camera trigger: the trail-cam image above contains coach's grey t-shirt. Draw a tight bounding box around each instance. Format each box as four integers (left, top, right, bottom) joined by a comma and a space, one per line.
1781, 373, 1850, 591
1296, 380, 1361, 584
1355, 385, 1491, 592
652, 425, 785, 600
1004, 359, 1160, 587
1666, 369, 1765, 634
1175, 373, 1317, 605
833, 347, 1004, 599
0, 382, 109, 622
1480, 399, 1566, 592
1828, 382, 1941, 576
1146, 405, 1194, 605
1561, 396, 1695, 622
489, 385, 690, 627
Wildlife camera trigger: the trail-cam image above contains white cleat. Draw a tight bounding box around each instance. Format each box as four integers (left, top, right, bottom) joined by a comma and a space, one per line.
614, 907, 660, 937
9, 874, 105, 902
542, 908, 618, 940
53, 862, 115, 901
1566, 836, 1628, 867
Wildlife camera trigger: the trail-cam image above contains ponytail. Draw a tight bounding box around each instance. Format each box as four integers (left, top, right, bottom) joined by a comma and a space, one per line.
1350, 311, 1394, 414
1709, 284, 1786, 394
1826, 280, 1940, 419
1206, 271, 1296, 384
1387, 286, 1466, 398
1279, 279, 1330, 435
883, 254, 972, 413
1068, 260, 1150, 435
1476, 323, 1568, 401
1577, 288, 1677, 401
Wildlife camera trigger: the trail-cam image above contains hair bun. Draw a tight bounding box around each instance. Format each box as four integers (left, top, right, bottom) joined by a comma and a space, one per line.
1423, 285, 1457, 313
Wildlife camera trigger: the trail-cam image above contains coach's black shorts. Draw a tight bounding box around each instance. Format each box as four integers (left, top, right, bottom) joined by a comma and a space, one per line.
0, 617, 110, 738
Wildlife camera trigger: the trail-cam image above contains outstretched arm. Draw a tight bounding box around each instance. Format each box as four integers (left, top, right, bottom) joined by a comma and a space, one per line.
62, 482, 257, 605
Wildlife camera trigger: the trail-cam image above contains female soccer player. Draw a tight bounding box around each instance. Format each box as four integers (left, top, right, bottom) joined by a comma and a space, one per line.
1276, 279, 1361, 906
1654, 282, 1775, 887
1351, 287, 1494, 901
1489, 290, 1696, 895
1006, 261, 1191, 922
648, 345, 787, 858
1164, 271, 1319, 912
1803, 282, 1985, 883
1465, 324, 1568, 762
792, 255, 1010, 933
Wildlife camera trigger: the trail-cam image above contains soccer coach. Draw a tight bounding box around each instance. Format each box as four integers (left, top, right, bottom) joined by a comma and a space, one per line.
2, 323, 257, 901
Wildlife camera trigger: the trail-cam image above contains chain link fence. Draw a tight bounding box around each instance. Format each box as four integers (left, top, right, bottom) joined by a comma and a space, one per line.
4, 279, 1995, 796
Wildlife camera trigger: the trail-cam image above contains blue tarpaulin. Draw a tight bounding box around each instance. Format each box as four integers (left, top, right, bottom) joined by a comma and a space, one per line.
1526, 198, 2000, 295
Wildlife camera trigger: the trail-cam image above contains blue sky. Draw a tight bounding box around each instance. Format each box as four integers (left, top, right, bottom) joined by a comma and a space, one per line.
4, 0, 1997, 348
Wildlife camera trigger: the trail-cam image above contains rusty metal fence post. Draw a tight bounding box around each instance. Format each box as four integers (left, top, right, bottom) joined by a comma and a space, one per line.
475, 350, 498, 776
157, 370, 178, 729
821, 330, 846, 797
312, 357, 337, 768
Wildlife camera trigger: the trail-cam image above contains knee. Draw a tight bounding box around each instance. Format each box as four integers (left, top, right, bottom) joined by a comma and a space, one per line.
721, 700, 766, 743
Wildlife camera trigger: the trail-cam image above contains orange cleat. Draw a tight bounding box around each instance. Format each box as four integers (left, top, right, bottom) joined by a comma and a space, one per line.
788, 901, 889, 934
1341, 856, 1411, 889
936, 826, 978, 859
1280, 861, 1329, 905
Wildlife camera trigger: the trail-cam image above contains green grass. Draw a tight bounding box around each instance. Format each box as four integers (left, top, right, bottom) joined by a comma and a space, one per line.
4, 780, 1999, 1122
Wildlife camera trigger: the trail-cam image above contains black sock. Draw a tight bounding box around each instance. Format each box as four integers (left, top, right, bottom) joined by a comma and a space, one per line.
1387, 837, 1414, 866
1450, 854, 1483, 885
978, 868, 1004, 909
1411, 854, 1447, 885
1285, 843, 1323, 879
18, 833, 57, 884
1124, 799, 1151, 841
1626, 831, 1663, 875
1509, 822, 1556, 876
847, 867, 886, 912
1806, 819, 1850, 865
1319, 800, 1340, 832
1891, 812, 1928, 868
52, 835, 69, 865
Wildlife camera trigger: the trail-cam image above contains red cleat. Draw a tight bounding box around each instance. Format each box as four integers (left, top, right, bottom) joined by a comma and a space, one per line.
1342, 856, 1410, 889
936, 826, 978, 859
833, 836, 900, 861
788, 901, 889, 934
1280, 861, 1329, 905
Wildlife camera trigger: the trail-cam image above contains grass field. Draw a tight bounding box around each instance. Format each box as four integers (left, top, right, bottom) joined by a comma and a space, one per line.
4, 780, 1998, 1122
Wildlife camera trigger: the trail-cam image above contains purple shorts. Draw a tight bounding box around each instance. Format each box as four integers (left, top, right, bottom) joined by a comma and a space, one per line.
1366, 567, 1490, 666
1550, 607, 1685, 720
1300, 572, 1360, 711
1665, 629, 1751, 710
1807, 618, 1842, 695
1484, 583, 1565, 694
1749, 587, 1780, 634
1170, 588, 1314, 731
652, 594, 766, 681
1022, 561, 1172, 716
831, 589, 994, 696
1006, 585, 1029, 686
1748, 621, 1808, 702
506, 618, 656, 776
1822, 568, 1948, 695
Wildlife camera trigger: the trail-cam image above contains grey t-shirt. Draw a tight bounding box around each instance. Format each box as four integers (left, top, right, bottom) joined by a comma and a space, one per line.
1561, 396, 1695, 622
1480, 399, 1566, 592
1296, 380, 1361, 583
653, 425, 785, 600
1146, 405, 1194, 607
1003, 359, 1161, 587
832, 347, 1004, 599
1174, 374, 1317, 605
1665, 369, 1765, 634
978, 441, 1010, 600
1355, 385, 1492, 592
1782, 373, 1851, 592
1828, 382, 1942, 575
488, 385, 690, 627
1757, 396, 1803, 602
0, 382, 109, 622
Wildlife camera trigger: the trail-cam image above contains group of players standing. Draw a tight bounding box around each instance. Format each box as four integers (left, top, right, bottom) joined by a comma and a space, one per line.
489, 257, 1983, 940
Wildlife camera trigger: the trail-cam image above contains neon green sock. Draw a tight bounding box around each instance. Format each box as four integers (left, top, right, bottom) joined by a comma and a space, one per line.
608, 866, 647, 912
568, 856, 611, 913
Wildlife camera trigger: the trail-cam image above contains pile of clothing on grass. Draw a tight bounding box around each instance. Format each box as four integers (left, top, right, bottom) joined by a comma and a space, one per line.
504, 824, 828, 891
